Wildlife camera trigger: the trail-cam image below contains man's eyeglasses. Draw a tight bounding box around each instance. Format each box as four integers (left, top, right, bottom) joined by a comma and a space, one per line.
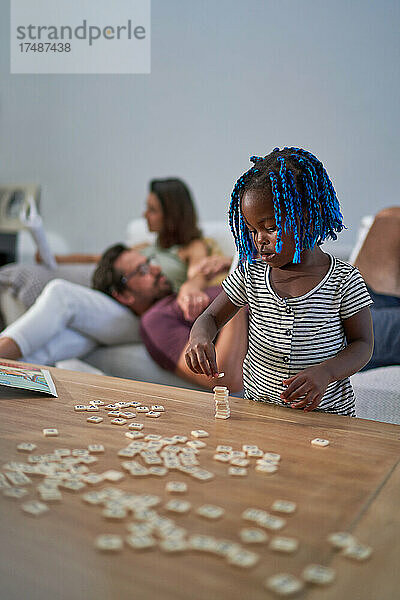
120, 256, 154, 287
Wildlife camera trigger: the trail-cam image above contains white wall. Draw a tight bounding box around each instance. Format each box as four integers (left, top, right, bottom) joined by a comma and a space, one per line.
0, 0, 399, 253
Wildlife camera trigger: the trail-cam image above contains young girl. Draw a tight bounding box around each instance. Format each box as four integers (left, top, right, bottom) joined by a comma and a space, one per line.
185, 147, 374, 415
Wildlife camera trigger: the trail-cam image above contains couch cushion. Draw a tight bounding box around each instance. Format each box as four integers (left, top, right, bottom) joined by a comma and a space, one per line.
352, 366, 400, 424
84, 343, 206, 391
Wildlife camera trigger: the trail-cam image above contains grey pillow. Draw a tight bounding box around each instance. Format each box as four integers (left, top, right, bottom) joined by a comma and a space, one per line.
0, 262, 97, 309
0, 263, 55, 308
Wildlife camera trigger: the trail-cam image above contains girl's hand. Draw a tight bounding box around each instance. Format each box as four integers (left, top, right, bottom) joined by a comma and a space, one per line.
177, 284, 210, 321
185, 335, 219, 378
281, 365, 331, 412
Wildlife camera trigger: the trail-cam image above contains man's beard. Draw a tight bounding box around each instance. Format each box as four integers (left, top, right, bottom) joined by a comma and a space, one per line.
153, 272, 173, 300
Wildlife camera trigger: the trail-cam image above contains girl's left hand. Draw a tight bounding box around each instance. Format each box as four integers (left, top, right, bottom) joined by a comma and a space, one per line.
281, 365, 331, 412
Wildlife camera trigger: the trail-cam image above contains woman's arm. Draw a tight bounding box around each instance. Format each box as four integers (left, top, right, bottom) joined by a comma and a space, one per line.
36, 252, 101, 264
177, 239, 213, 320
185, 290, 241, 377
281, 307, 374, 411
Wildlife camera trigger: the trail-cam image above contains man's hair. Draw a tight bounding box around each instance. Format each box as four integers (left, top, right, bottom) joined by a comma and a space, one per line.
150, 178, 202, 248
91, 243, 128, 296
229, 147, 345, 264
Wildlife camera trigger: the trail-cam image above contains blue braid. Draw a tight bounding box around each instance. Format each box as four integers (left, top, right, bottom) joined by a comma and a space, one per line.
268, 172, 282, 253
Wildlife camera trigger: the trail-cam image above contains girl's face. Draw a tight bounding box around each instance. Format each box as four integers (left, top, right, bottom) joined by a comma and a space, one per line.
143, 193, 164, 233
241, 189, 296, 268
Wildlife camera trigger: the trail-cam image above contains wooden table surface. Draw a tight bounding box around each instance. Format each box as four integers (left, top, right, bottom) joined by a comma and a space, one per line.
0, 365, 399, 600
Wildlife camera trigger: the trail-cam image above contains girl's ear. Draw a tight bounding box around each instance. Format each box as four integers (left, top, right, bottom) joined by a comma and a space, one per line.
111, 289, 136, 308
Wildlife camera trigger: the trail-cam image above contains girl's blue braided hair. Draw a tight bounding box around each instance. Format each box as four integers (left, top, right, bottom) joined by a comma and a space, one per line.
228, 147, 345, 264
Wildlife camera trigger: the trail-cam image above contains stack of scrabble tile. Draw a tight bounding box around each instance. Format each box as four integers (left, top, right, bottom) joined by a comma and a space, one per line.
213, 386, 230, 419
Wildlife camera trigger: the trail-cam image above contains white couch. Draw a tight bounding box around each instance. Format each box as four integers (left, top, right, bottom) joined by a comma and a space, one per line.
1, 218, 399, 424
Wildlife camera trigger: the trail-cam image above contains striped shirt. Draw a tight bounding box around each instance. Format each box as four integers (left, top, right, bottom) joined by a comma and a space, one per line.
222, 254, 372, 416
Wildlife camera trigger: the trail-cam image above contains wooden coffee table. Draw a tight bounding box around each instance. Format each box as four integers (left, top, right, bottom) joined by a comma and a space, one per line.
0, 365, 399, 600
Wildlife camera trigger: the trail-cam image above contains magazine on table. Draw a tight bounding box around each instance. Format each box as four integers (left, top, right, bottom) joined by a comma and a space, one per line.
0, 360, 58, 397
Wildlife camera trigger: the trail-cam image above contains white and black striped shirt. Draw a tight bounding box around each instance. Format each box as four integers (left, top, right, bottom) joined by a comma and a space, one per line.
222, 254, 372, 416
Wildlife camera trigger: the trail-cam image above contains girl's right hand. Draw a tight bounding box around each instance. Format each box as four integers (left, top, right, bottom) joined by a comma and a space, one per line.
185, 336, 219, 378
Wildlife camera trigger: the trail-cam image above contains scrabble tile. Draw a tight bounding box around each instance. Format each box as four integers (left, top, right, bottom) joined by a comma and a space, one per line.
327, 531, 356, 549
87, 416, 103, 424
255, 463, 278, 474
3, 487, 29, 499
86, 406, 100, 412
126, 535, 156, 550
74, 405, 88, 411
151, 405, 165, 412
145, 412, 161, 418
196, 505, 225, 519
171, 435, 187, 444
213, 453, 231, 463
247, 448, 264, 458
115, 402, 132, 409
190, 430, 209, 438
190, 469, 215, 481
43, 429, 59, 437
263, 452, 281, 462
213, 540, 242, 556
54, 448, 71, 457
265, 573, 304, 596
89, 400, 105, 406
148, 467, 168, 476
228, 467, 247, 476
227, 548, 259, 568
82, 474, 103, 485
22, 501, 49, 516
103, 470, 124, 482
111, 418, 127, 426
165, 499, 191, 514
160, 538, 188, 553
342, 542, 373, 561
125, 431, 144, 440
216, 445, 232, 453
88, 444, 105, 454
5, 471, 32, 486
230, 451, 246, 459
17, 443, 37, 453
60, 480, 86, 492
240, 528, 268, 544
271, 500, 297, 514
128, 423, 144, 430
242, 444, 258, 452
189, 534, 218, 553
136, 406, 149, 413
39, 489, 62, 502
257, 513, 286, 531
166, 481, 187, 493
0, 474, 11, 489
126, 522, 154, 536
302, 564, 335, 585
107, 411, 121, 417
120, 412, 136, 419
270, 536, 299, 553
95, 534, 123, 552
103, 507, 127, 520
186, 440, 206, 449
311, 438, 330, 447
230, 458, 250, 467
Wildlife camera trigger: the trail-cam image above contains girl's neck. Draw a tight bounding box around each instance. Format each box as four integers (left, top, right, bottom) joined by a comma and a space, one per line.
277, 246, 329, 272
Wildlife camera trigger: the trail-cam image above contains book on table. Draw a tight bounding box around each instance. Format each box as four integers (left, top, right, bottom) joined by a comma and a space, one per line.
0, 360, 57, 397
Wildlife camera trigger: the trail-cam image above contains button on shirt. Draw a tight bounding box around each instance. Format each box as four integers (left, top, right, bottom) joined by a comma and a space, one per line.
221, 255, 373, 416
